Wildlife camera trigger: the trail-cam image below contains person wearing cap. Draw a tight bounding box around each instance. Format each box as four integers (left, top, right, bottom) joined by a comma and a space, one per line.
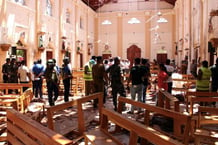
83, 59, 95, 96
44, 59, 60, 106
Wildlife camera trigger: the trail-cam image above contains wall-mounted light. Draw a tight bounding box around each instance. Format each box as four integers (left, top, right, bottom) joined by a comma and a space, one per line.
128, 17, 140, 24
102, 20, 112, 25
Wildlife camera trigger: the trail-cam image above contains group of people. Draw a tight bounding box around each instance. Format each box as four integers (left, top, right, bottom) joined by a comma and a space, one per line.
83, 56, 151, 111
2, 57, 72, 106
2, 58, 31, 93
2, 56, 218, 109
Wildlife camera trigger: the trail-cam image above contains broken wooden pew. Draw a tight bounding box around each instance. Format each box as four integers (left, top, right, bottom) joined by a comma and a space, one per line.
46, 93, 103, 136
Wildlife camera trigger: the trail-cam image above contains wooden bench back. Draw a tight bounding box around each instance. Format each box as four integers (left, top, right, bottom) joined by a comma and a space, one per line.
157, 89, 180, 111
19, 88, 33, 113
0, 83, 32, 95
185, 91, 218, 115
7, 109, 73, 145
47, 93, 103, 135
101, 108, 184, 145
197, 106, 218, 128
117, 97, 191, 144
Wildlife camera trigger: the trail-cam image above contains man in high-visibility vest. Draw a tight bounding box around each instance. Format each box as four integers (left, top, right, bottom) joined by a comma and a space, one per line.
84, 59, 95, 96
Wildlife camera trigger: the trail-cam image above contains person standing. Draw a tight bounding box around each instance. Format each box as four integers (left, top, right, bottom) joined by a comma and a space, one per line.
210, 58, 218, 106
9, 58, 18, 83
196, 60, 211, 92
92, 56, 108, 108
141, 58, 150, 103
32, 59, 44, 99
196, 60, 211, 106
83, 59, 95, 96
157, 64, 168, 91
18, 60, 31, 92
61, 57, 72, 102
190, 59, 197, 78
107, 57, 126, 111
165, 59, 174, 94
44, 59, 59, 106
127, 58, 144, 113
2, 58, 11, 83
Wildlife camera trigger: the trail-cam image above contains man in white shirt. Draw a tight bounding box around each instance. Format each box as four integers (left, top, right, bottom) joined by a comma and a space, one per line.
18, 60, 31, 92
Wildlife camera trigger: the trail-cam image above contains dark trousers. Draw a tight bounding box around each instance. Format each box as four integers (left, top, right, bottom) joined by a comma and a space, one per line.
167, 82, 173, 94
47, 81, 59, 106
63, 78, 71, 102
20, 81, 29, 92
111, 83, 126, 111
34, 79, 43, 98
142, 85, 147, 103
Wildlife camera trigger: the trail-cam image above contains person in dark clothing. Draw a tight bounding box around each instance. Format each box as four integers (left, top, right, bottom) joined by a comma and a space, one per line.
92, 56, 108, 108
107, 57, 126, 111
127, 58, 144, 113
2, 58, 11, 83
61, 57, 72, 102
44, 59, 59, 106
210, 58, 218, 106
141, 58, 150, 103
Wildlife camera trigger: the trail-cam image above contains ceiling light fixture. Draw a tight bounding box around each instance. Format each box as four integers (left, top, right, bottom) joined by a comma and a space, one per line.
157, 17, 168, 23
128, 17, 140, 24
102, 20, 112, 25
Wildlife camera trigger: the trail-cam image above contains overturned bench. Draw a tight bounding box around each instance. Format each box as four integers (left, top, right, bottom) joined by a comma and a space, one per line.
7, 109, 74, 145
84, 108, 184, 145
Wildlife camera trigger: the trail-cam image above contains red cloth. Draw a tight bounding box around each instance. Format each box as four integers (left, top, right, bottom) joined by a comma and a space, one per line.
157, 71, 168, 91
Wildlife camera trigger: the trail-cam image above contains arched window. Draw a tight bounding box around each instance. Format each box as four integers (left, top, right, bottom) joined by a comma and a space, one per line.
14, 0, 25, 5
46, 0, 52, 16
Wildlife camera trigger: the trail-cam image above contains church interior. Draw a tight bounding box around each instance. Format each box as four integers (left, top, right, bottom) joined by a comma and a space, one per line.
0, 0, 218, 144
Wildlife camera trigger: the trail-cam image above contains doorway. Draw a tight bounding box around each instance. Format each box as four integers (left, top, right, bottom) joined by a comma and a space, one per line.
46, 51, 53, 61
127, 45, 141, 67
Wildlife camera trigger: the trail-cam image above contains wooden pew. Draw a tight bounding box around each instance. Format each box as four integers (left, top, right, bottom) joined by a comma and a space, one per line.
117, 97, 191, 144
157, 89, 180, 112
7, 109, 74, 145
0, 83, 32, 95
84, 108, 184, 145
194, 129, 218, 145
197, 106, 218, 128
46, 93, 103, 136
194, 106, 218, 144
185, 91, 218, 115
0, 88, 34, 113
172, 74, 196, 94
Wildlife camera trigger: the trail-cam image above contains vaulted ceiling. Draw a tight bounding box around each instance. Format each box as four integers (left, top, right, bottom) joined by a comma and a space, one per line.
82, 0, 177, 11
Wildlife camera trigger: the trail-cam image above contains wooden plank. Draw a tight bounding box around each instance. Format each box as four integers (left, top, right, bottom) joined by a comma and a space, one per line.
7, 121, 39, 145
7, 132, 24, 145
7, 109, 73, 145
